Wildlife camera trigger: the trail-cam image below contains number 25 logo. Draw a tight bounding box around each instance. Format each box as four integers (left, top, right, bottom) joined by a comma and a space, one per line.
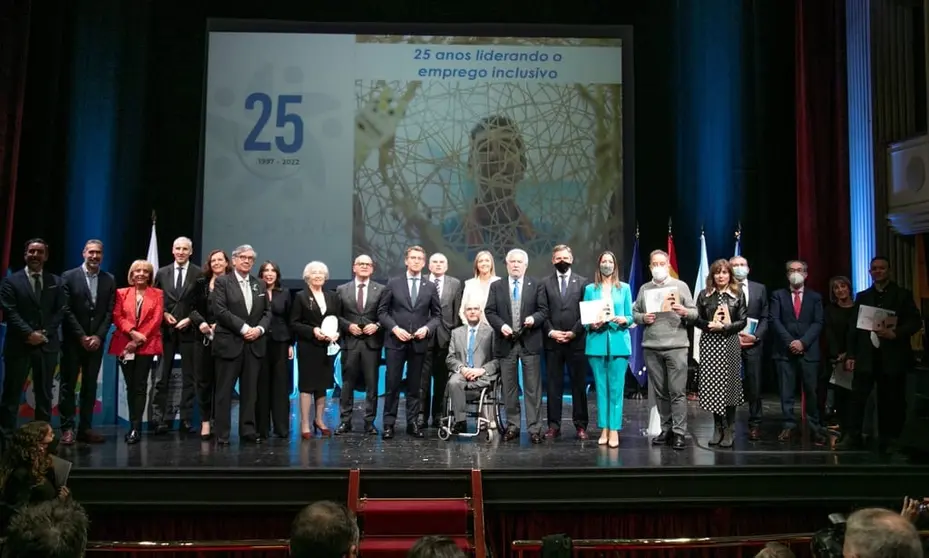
243, 93, 304, 154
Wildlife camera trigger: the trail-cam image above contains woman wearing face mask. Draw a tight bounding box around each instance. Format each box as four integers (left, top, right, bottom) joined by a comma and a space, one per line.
581, 251, 633, 447
694, 259, 747, 448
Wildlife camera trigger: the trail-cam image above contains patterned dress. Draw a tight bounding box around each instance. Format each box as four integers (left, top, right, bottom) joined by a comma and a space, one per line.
697, 290, 745, 415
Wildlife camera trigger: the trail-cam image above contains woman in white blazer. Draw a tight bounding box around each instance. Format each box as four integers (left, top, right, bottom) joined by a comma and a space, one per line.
458, 250, 500, 325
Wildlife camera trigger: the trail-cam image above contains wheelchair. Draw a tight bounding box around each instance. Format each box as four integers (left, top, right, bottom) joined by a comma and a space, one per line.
437, 377, 508, 441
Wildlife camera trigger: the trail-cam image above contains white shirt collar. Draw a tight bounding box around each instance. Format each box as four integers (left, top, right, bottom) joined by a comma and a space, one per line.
235, 271, 249, 283
175, 261, 188, 271
355, 278, 369, 287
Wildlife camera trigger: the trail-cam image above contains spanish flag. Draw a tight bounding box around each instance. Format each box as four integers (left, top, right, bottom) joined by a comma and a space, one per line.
667, 225, 679, 279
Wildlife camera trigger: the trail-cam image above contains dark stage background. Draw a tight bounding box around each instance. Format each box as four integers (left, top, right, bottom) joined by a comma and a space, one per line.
0, 0, 852, 296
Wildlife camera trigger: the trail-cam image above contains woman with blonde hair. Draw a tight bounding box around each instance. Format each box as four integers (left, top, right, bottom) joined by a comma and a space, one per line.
694, 258, 746, 448
581, 251, 633, 447
109, 259, 164, 444
458, 250, 500, 325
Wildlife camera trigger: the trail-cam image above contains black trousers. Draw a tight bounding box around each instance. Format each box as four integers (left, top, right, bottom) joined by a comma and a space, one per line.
0, 350, 58, 436
257, 340, 291, 436
846, 358, 908, 444
150, 333, 196, 425
193, 339, 216, 422
545, 347, 589, 430
421, 342, 450, 423
383, 345, 424, 428
59, 342, 104, 432
339, 345, 380, 425
741, 349, 764, 427
215, 351, 260, 439
121, 355, 155, 425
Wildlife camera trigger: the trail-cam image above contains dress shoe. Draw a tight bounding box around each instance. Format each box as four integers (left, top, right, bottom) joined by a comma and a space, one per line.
154, 424, 170, 435
124, 429, 141, 445
217, 437, 230, 446
382, 426, 395, 440
504, 429, 520, 442
77, 430, 105, 444
530, 433, 543, 444
242, 434, 262, 444
406, 424, 425, 438
61, 430, 75, 445
652, 430, 671, 446
364, 424, 379, 435
576, 428, 588, 441
544, 427, 560, 439
748, 426, 761, 441
335, 423, 352, 435
777, 428, 793, 442
671, 433, 685, 450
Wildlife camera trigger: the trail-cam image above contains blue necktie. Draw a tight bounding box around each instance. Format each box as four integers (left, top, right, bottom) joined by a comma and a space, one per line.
467, 327, 476, 367
512, 280, 520, 301
410, 277, 419, 304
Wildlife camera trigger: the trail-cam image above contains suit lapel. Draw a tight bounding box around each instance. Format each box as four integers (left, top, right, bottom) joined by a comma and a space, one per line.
22, 270, 39, 306
520, 279, 532, 317
366, 283, 380, 311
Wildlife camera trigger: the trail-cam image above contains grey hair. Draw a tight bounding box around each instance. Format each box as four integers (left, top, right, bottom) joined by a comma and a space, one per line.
462, 296, 485, 311
430, 252, 448, 262
232, 244, 255, 258
506, 248, 528, 264
843, 508, 922, 558
303, 261, 330, 281
173, 236, 193, 249
785, 260, 808, 273
649, 249, 669, 263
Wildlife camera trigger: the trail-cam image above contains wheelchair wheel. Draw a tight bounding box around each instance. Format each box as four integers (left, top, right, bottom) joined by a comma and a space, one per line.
493, 382, 508, 434
438, 425, 452, 441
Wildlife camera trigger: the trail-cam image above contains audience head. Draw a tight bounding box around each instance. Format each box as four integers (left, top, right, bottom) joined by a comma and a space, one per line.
754, 542, 795, 558
407, 536, 467, 558
843, 507, 922, 558
0, 421, 54, 488
290, 501, 359, 558
3, 500, 89, 558
472, 250, 496, 279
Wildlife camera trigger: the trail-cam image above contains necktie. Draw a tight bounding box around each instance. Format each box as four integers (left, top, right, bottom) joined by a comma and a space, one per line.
434, 277, 441, 298
511, 280, 521, 325
32, 273, 41, 296
792, 291, 801, 319
467, 327, 476, 367
175, 266, 183, 292
560, 275, 567, 297
356, 283, 365, 312
512, 279, 520, 301
410, 277, 419, 304
241, 279, 253, 313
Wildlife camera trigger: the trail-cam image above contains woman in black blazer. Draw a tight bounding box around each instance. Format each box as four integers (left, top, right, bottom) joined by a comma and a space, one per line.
188, 249, 232, 440
257, 260, 294, 438
290, 261, 342, 439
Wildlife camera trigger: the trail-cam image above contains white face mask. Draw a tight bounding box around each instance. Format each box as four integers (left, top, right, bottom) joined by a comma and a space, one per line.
788, 272, 805, 287
732, 266, 749, 280
651, 266, 669, 282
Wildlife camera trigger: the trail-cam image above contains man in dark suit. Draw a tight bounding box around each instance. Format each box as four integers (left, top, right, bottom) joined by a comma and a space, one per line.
150, 236, 201, 434
485, 248, 548, 443
211, 244, 271, 444
839, 256, 922, 452
770, 259, 825, 443
376, 245, 441, 440
59, 239, 115, 445
0, 239, 65, 441
420, 252, 462, 428
539, 244, 589, 440
730, 256, 768, 441
335, 254, 385, 435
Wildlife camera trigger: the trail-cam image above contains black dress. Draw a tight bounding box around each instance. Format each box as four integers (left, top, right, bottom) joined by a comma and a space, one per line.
695, 289, 748, 415
290, 288, 342, 394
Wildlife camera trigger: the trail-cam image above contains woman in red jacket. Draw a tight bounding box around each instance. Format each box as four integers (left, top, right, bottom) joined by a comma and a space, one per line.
109, 259, 163, 444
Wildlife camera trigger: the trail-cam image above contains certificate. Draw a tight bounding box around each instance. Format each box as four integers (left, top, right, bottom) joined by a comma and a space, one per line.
741, 318, 758, 335
856, 305, 897, 332
580, 300, 613, 325
644, 287, 679, 313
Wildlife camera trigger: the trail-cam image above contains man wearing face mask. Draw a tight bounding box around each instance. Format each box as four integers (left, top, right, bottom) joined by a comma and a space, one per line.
539, 245, 589, 440
729, 256, 768, 441
632, 250, 697, 450
838, 256, 921, 452
769, 260, 825, 444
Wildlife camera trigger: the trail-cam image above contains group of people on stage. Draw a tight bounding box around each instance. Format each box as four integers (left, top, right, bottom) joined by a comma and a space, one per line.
0, 234, 919, 452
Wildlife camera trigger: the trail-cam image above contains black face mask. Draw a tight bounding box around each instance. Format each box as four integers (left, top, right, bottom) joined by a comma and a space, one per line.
554, 261, 571, 274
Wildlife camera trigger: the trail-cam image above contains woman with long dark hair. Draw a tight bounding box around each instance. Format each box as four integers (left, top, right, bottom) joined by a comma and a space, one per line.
694, 258, 747, 448
0, 422, 67, 532
257, 260, 294, 438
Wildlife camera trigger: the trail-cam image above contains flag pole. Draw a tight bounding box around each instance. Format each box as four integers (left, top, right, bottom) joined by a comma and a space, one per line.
667, 217, 672, 235
734, 221, 741, 242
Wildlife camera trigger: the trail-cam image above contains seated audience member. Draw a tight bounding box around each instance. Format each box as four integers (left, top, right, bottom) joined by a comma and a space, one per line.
0, 422, 68, 533
408, 536, 467, 558
754, 542, 795, 557
843, 507, 922, 558
290, 501, 359, 558
2, 499, 89, 558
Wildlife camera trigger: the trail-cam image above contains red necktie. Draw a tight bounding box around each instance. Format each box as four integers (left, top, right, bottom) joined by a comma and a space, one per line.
357, 284, 365, 312
792, 291, 801, 319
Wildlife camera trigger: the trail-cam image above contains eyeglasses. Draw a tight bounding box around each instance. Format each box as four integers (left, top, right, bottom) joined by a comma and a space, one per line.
355, 262, 373, 267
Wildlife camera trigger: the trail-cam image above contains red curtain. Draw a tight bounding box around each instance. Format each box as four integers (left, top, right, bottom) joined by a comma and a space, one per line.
0, 0, 31, 278
795, 0, 851, 293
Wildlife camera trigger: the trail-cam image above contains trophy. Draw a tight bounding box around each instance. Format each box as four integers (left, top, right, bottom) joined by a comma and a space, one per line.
321, 315, 341, 356
715, 303, 731, 325
660, 290, 679, 313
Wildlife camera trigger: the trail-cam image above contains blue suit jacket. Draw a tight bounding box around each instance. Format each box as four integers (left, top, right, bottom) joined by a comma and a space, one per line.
769, 287, 824, 362
582, 282, 633, 357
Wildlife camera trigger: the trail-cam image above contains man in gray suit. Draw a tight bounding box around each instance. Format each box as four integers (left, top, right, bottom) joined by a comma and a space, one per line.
335, 254, 385, 435
445, 298, 498, 433
421, 253, 462, 428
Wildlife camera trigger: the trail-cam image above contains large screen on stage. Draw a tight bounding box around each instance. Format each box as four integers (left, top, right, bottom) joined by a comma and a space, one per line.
200, 22, 632, 281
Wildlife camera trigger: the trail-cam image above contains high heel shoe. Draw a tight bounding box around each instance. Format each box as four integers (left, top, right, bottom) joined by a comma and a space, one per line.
598, 429, 609, 445
314, 423, 332, 437
301, 431, 312, 440
608, 431, 620, 448
200, 423, 213, 441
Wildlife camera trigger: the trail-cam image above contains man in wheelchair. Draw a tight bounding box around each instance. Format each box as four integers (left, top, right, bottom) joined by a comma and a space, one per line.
443, 299, 499, 435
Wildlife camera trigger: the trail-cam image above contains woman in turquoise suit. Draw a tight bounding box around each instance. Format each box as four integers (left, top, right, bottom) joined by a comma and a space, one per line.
582, 251, 633, 448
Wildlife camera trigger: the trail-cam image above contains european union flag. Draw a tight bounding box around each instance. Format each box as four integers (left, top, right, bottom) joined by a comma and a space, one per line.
628, 235, 646, 386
